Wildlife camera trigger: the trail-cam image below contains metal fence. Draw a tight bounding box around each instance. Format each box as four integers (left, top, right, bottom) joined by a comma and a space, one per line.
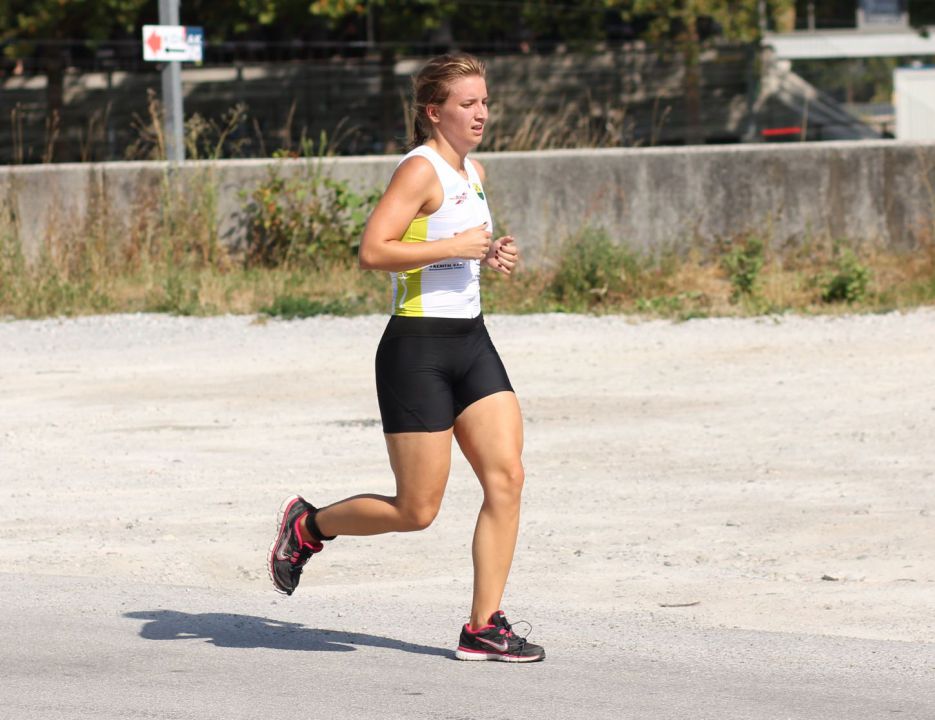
0, 39, 878, 164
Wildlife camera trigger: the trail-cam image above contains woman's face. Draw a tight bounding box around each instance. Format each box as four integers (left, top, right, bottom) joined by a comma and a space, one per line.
430, 74, 489, 149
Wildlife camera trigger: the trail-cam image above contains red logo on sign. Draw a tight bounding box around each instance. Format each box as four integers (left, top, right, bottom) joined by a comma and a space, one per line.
146, 31, 163, 55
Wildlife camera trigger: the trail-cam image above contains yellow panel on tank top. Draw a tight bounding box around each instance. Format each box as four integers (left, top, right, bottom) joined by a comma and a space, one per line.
395, 216, 428, 315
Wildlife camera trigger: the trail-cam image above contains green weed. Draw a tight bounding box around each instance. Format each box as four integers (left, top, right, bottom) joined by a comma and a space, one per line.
0, 208, 25, 315
819, 247, 872, 304
154, 271, 203, 316
239, 160, 380, 270
635, 291, 709, 319
722, 234, 765, 303
261, 294, 357, 319
549, 228, 666, 311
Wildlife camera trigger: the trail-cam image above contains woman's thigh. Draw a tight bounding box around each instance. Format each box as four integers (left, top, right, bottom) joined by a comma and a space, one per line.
385, 429, 455, 511
453, 391, 524, 486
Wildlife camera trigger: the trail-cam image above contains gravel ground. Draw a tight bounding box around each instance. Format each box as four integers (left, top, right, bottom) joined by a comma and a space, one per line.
1, 310, 934, 644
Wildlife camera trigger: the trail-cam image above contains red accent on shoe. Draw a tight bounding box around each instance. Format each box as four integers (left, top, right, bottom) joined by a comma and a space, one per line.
465, 622, 496, 634
466, 610, 507, 634
293, 513, 323, 553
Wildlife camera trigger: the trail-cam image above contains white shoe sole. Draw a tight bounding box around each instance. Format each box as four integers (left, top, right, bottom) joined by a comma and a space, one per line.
267, 494, 302, 595
455, 648, 545, 662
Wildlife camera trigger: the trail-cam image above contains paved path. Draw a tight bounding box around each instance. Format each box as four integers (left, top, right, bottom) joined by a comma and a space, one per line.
2, 573, 933, 720
2, 312, 934, 718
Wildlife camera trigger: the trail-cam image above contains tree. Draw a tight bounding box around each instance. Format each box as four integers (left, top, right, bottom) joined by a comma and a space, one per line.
0, 0, 327, 158
614, 1, 794, 143
179, 0, 323, 39
622, 0, 796, 42
306, 1, 621, 148
308, 1, 463, 150
1, 1, 149, 136
909, 0, 935, 26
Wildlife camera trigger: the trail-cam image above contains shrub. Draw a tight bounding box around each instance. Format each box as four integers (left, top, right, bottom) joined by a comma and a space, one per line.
722, 234, 765, 303
240, 161, 379, 269
549, 228, 647, 310
820, 247, 871, 304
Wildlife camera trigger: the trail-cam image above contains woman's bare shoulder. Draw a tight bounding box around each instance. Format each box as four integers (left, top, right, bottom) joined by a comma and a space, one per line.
391, 153, 437, 189
377, 153, 442, 216
469, 157, 486, 182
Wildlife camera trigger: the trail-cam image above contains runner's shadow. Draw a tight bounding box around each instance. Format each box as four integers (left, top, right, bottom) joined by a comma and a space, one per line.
124, 610, 453, 658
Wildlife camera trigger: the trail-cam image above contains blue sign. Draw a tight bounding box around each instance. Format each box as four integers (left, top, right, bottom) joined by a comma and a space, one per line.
185, 26, 204, 52
860, 0, 905, 25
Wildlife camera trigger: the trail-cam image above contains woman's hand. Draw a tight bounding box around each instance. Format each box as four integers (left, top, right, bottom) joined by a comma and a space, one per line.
483, 235, 519, 275
451, 223, 492, 260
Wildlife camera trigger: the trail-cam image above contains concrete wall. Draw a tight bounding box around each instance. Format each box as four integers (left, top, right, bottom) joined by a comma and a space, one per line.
3, 141, 935, 266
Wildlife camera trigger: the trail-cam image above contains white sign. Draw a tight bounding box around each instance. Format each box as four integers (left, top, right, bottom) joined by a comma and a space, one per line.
894, 67, 935, 141
142, 25, 204, 62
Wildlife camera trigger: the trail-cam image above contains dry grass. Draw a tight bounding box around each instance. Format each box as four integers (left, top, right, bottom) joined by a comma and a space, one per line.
486, 93, 636, 152
3, 173, 935, 321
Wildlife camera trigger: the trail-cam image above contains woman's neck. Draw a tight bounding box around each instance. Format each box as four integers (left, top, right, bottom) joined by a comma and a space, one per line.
425, 136, 471, 175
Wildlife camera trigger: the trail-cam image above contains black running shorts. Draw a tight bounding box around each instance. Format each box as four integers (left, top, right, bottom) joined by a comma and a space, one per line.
375, 314, 514, 433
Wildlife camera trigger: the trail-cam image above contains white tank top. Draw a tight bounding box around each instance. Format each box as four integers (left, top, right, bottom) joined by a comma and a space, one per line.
390, 145, 493, 318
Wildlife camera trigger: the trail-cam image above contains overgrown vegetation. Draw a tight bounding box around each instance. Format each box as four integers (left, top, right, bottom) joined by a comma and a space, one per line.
0, 157, 386, 319
484, 225, 935, 319
722, 234, 765, 303
2, 173, 935, 321
819, 245, 872, 304
241, 153, 380, 268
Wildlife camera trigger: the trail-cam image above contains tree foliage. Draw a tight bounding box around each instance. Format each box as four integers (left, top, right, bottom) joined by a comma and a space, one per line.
310, 0, 620, 49
1, 0, 147, 45
622, 0, 796, 43
1, 1, 151, 132
1, 0, 807, 51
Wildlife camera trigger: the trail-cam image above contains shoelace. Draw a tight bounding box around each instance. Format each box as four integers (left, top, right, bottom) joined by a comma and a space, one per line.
501, 618, 533, 651
288, 516, 323, 567
290, 544, 315, 568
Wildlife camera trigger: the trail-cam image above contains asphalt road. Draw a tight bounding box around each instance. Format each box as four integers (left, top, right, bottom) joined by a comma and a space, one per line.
3, 312, 934, 719
3, 572, 933, 720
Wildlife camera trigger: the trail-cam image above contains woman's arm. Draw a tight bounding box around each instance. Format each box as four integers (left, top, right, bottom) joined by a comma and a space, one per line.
470, 158, 520, 276
358, 157, 492, 273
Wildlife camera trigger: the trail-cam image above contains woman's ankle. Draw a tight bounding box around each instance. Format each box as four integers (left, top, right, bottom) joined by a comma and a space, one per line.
303, 508, 337, 542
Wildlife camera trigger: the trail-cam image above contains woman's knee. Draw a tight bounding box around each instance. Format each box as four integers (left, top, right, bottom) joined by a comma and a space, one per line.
396, 500, 441, 531
484, 463, 525, 505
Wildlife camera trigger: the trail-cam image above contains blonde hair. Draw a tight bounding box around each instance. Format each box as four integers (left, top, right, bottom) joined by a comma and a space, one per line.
408, 53, 486, 150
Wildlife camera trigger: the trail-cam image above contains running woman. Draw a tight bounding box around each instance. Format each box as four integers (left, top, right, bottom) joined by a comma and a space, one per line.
268, 53, 544, 663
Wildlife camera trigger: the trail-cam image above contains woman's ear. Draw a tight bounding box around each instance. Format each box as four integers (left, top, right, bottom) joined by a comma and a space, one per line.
426, 103, 441, 125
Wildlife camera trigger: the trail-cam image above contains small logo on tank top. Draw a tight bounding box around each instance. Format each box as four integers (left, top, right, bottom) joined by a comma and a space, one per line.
449, 191, 468, 205
472, 183, 485, 200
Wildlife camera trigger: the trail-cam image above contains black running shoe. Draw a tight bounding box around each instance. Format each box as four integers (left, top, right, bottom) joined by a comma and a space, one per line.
455, 610, 545, 662
268, 495, 323, 596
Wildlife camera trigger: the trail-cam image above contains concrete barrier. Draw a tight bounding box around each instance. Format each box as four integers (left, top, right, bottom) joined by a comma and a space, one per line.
2, 141, 934, 265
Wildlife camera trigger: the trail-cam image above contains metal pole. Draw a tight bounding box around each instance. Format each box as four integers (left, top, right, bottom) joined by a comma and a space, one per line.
158, 0, 184, 162
758, 0, 767, 35
366, 0, 375, 49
